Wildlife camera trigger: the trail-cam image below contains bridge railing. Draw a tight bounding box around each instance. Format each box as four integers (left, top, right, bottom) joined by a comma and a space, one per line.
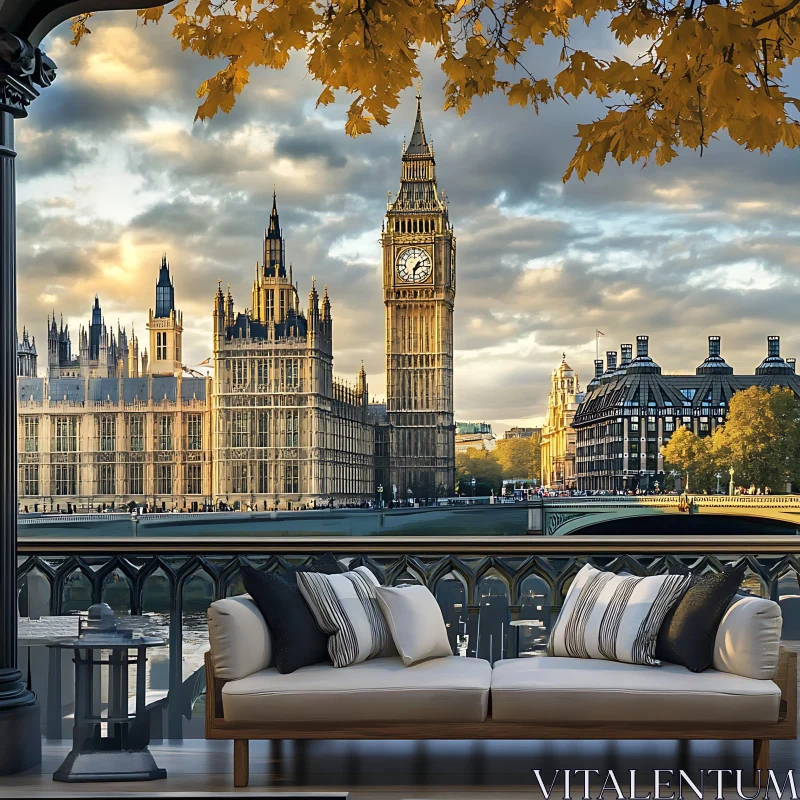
544, 494, 800, 506
16, 534, 800, 739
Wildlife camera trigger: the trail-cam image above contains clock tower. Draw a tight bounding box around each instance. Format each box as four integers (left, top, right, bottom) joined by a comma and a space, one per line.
383, 89, 456, 499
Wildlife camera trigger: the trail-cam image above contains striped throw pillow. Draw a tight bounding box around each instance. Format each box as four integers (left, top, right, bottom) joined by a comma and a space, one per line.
296, 566, 395, 668
548, 563, 691, 666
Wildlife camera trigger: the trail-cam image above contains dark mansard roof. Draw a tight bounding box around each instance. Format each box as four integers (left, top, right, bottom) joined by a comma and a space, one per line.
574, 336, 800, 426
17, 376, 207, 406
226, 309, 307, 342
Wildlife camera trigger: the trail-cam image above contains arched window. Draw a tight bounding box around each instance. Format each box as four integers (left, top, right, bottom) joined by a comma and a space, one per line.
517, 574, 552, 656
476, 572, 510, 663
435, 571, 469, 654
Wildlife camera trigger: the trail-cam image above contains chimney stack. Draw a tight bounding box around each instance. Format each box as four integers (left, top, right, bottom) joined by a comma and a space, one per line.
788, 358, 796, 374
768, 335, 780, 358
636, 335, 649, 358
594, 360, 603, 379
606, 351, 618, 371
708, 335, 721, 357
620, 343, 633, 367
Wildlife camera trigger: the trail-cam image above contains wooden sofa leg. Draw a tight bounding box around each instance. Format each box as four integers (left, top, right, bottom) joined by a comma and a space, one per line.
234, 739, 250, 788
754, 739, 770, 780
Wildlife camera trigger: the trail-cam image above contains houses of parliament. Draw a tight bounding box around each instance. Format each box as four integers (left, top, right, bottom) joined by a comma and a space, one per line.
14, 95, 457, 510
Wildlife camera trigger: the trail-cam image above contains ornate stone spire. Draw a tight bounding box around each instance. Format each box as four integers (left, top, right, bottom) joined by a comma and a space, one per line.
405, 82, 432, 157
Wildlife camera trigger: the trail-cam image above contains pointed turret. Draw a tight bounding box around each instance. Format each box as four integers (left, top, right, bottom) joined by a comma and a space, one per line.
268, 188, 280, 235
356, 360, 368, 396
405, 84, 432, 157
322, 285, 331, 321
264, 189, 286, 277
155, 253, 176, 318
225, 283, 234, 328
389, 84, 445, 215
308, 276, 320, 332
128, 323, 139, 377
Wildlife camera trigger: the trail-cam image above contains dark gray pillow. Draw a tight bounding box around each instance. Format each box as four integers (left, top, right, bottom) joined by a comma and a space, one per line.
655, 563, 746, 672
241, 554, 343, 674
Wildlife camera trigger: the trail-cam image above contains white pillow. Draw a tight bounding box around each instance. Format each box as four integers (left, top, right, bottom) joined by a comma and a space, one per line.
713, 595, 782, 679
207, 595, 272, 680
296, 566, 395, 668
375, 584, 453, 666
548, 563, 690, 666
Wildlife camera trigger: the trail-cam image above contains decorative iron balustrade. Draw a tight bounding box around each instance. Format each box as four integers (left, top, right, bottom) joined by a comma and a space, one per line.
15, 535, 800, 740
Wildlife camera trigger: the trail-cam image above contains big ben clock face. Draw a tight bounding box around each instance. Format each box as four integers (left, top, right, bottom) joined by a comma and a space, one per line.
396, 247, 432, 283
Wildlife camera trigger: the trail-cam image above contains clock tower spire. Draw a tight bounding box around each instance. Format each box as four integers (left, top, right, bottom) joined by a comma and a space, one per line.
382, 88, 456, 499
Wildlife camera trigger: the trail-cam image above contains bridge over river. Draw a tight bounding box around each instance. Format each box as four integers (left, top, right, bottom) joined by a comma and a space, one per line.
16, 494, 800, 539
535, 494, 800, 536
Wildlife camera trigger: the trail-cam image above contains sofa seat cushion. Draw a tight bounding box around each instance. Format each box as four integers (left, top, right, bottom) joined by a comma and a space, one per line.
490, 657, 780, 724
221, 655, 491, 723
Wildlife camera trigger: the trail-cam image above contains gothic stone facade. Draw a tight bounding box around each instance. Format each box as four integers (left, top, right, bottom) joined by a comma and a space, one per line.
16, 98, 457, 510
382, 92, 456, 500
17, 260, 211, 511
573, 335, 800, 492
211, 195, 374, 508
17, 374, 212, 511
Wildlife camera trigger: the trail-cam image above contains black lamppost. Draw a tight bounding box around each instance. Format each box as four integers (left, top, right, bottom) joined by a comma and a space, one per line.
0, 0, 163, 775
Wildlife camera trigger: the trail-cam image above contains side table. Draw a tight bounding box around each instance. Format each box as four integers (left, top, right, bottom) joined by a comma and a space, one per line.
48, 603, 167, 782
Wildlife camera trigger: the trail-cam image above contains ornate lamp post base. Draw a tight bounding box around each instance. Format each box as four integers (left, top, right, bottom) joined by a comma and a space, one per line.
0, 25, 53, 777
0, 0, 163, 777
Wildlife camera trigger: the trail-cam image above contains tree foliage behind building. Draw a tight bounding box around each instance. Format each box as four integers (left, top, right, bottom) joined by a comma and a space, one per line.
456, 434, 541, 493
662, 386, 800, 492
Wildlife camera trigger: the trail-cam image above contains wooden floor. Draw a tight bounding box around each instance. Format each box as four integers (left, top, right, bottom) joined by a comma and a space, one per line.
1, 735, 798, 798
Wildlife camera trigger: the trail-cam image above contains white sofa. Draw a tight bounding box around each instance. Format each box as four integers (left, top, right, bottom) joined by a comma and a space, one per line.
205, 593, 796, 788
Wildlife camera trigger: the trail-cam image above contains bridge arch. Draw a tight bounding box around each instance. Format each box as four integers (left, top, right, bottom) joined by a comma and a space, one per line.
553, 509, 800, 537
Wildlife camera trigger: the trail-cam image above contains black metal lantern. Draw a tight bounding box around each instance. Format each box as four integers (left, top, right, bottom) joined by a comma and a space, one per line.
49, 603, 166, 782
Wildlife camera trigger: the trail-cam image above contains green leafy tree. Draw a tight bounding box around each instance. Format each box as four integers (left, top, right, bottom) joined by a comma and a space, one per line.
456, 447, 503, 495
494, 435, 541, 482
71, 0, 800, 180
711, 386, 800, 491
660, 425, 715, 493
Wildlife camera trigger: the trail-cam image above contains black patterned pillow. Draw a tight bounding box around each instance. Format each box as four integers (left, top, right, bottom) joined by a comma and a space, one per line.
655, 563, 746, 672
296, 566, 396, 667
548, 563, 691, 666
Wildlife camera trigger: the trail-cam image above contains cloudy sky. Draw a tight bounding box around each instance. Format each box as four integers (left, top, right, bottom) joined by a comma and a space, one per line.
17, 11, 800, 433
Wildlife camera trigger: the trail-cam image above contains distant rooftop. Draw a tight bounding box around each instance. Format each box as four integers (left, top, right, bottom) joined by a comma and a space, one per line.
456, 421, 493, 435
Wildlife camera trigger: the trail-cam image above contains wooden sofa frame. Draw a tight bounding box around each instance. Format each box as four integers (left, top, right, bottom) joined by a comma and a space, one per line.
205, 648, 798, 788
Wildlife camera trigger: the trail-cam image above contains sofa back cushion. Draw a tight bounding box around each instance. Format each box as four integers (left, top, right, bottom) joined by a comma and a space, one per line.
548, 563, 690, 666
654, 563, 746, 673
297, 566, 395, 668
713, 595, 782, 680
375, 584, 453, 666
208, 595, 272, 680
